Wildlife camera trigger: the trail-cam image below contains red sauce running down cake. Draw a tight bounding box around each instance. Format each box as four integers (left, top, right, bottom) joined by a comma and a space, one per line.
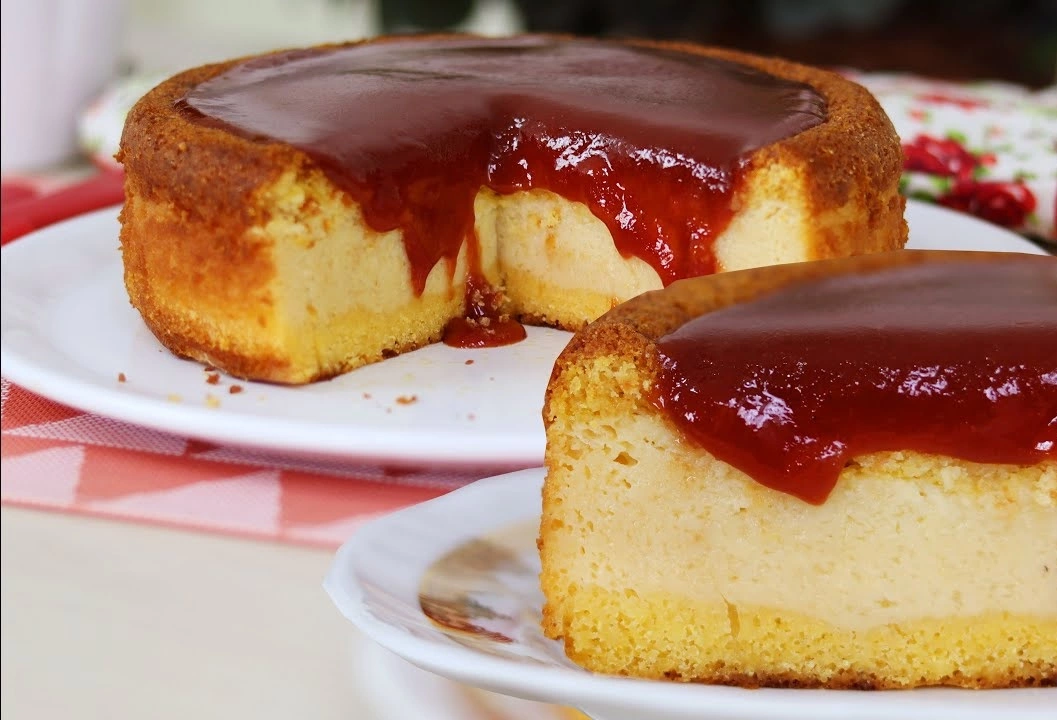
540, 250, 1056, 689
117, 35, 906, 383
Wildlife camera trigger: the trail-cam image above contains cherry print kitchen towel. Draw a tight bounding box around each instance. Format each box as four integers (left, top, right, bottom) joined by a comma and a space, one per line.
850, 72, 1056, 241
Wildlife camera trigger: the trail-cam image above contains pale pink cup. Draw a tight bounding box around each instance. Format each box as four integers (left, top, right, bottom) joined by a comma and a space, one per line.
1, 0, 125, 172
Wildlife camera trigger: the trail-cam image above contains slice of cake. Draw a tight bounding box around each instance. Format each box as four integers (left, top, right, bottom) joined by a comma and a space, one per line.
117, 35, 906, 383
539, 250, 1056, 689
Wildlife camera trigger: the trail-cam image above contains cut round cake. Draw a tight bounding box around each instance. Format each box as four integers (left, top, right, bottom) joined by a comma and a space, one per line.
539, 250, 1056, 689
117, 35, 906, 384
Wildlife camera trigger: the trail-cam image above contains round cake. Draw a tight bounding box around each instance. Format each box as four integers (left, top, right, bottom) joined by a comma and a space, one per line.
117, 35, 907, 384
540, 249, 1056, 689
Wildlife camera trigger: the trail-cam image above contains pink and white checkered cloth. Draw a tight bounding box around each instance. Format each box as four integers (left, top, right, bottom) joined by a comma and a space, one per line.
0, 378, 479, 547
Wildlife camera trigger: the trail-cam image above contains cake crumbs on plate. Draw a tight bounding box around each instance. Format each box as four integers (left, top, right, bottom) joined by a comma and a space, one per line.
206, 372, 220, 385
205, 394, 221, 408
166, 393, 182, 403
229, 384, 244, 394
396, 394, 418, 405
117, 372, 127, 383
464, 359, 474, 365
362, 392, 372, 400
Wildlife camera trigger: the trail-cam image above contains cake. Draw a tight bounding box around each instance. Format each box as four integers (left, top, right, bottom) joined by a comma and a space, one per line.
539, 250, 1057, 689
117, 35, 906, 384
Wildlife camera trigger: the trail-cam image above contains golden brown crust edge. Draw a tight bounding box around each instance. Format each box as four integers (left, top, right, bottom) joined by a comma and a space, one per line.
118, 34, 906, 382
542, 250, 1047, 426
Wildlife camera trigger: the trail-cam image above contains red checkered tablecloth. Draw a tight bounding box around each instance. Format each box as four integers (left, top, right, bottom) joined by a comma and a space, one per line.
0, 377, 478, 547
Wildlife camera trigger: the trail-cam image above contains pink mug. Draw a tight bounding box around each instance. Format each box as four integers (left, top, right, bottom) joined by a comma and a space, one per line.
1, 0, 125, 172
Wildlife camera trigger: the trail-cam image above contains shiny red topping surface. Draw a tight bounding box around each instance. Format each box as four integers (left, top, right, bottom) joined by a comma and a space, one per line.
179, 36, 826, 332
654, 257, 1057, 504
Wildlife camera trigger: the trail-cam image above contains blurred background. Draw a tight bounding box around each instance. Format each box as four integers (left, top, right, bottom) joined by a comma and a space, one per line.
4, 0, 1055, 173
123, 0, 1055, 85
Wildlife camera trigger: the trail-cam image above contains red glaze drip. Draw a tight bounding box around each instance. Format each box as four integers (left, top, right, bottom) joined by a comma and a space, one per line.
653, 257, 1057, 505
443, 309, 528, 349
179, 36, 825, 308
443, 267, 528, 349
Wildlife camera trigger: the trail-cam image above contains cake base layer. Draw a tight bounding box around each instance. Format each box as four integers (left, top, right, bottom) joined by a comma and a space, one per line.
554, 588, 1056, 689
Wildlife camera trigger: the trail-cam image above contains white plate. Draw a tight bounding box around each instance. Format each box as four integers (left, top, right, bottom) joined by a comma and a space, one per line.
0, 202, 1047, 467
324, 467, 1056, 720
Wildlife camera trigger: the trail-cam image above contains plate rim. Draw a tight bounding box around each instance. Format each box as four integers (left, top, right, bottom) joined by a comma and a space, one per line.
0, 201, 1048, 468
0, 337, 542, 466
0, 206, 547, 467
324, 467, 1057, 720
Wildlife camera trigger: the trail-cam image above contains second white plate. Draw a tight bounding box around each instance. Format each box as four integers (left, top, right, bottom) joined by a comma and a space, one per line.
0, 201, 1046, 467
324, 467, 1056, 720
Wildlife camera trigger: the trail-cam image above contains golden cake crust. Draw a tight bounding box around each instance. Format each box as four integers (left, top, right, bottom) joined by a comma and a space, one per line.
118, 35, 906, 382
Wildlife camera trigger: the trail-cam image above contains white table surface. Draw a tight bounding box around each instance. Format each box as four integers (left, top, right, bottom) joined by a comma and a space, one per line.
1, 506, 370, 719
0, 506, 567, 720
